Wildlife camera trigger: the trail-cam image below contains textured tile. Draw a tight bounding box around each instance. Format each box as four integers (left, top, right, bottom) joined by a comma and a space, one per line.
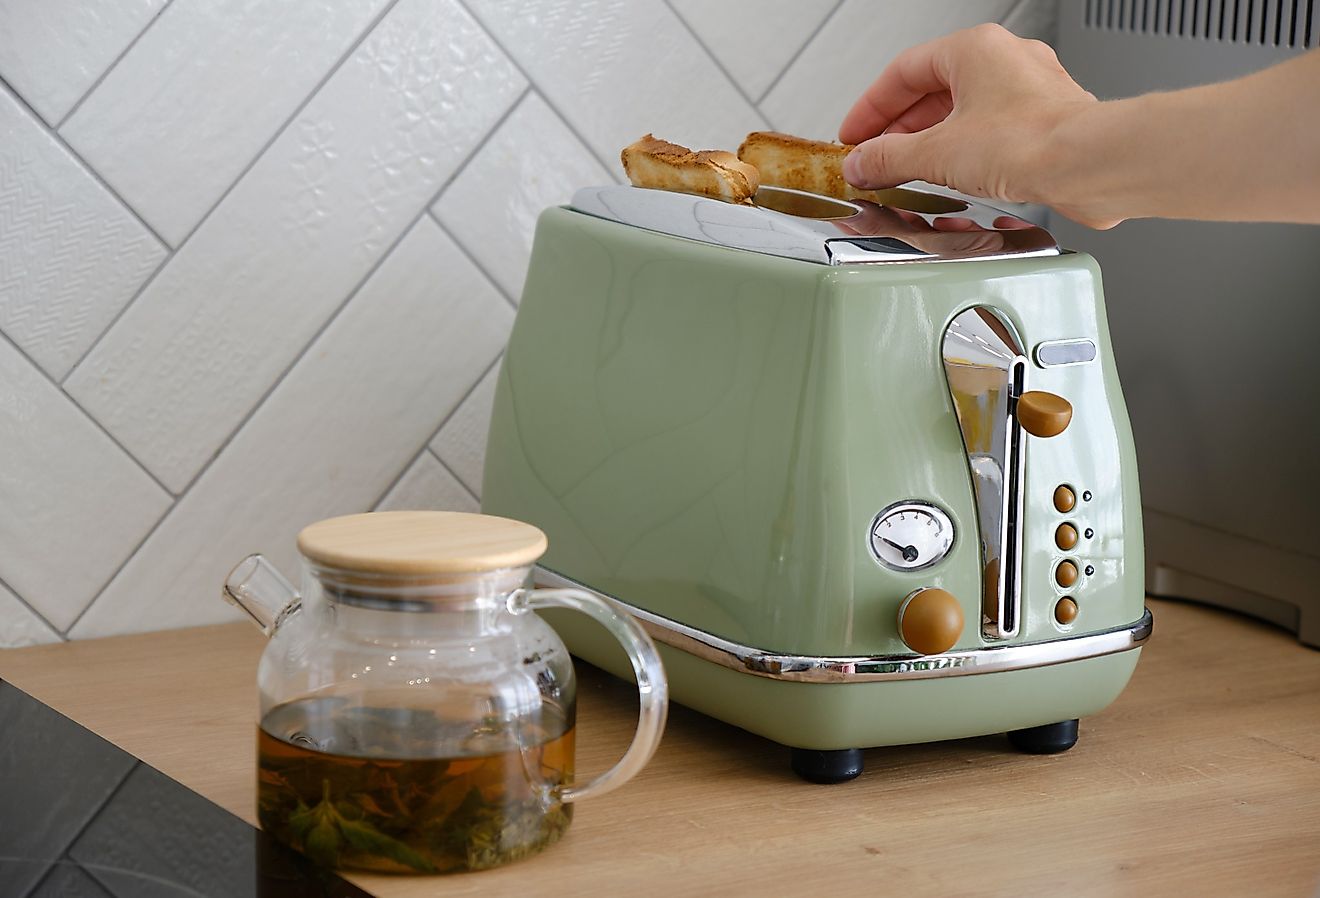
377, 451, 479, 513
0, 581, 61, 648
761, 0, 1017, 141
0, 88, 166, 380
0, 0, 165, 125
64, 0, 526, 493
0, 337, 170, 631
464, 0, 766, 177
0, 681, 135, 897
29, 864, 115, 898
430, 362, 499, 497
667, 0, 837, 100
71, 218, 512, 638
61, 0, 390, 247
67, 763, 253, 897
434, 92, 611, 301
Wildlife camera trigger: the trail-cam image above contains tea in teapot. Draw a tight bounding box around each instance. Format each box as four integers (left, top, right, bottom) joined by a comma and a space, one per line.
224, 511, 667, 873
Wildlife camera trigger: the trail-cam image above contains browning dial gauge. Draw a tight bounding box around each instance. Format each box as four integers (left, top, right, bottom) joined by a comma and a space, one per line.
869, 502, 955, 572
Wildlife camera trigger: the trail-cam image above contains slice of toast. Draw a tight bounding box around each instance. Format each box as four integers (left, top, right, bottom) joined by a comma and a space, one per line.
736, 131, 867, 201
738, 131, 968, 215
621, 134, 760, 204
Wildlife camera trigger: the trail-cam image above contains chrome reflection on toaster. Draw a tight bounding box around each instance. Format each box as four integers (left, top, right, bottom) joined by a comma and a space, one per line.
482, 183, 1150, 783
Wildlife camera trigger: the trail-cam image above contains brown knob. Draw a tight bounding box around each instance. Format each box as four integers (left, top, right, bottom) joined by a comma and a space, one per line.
898, 588, 964, 655
1017, 391, 1073, 437
1056, 560, 1079, 588
1053, 485, 1076, 513
1055, 597, 1079, 625
1055, 523, 1079, 551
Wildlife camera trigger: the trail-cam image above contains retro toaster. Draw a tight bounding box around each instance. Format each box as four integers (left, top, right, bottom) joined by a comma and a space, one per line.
482, 184, 1151, 782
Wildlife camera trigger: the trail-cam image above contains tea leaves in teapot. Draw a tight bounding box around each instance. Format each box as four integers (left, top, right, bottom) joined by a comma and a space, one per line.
257, 698, 574, 874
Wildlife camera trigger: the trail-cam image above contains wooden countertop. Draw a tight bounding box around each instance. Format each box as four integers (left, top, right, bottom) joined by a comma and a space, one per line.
2, 598, 1318, 897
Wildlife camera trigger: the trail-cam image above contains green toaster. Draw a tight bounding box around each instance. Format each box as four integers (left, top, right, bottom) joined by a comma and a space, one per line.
482, 183, 1151, 782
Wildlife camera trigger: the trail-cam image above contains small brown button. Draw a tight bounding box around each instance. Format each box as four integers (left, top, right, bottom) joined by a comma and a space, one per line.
1056, 560, 1079, 588
1055, 597, 1079, 625
898, 587, 964, 655
1055, 523, 1079, 551
1053, 485, 1076, 513
1016, 391, 1073, 437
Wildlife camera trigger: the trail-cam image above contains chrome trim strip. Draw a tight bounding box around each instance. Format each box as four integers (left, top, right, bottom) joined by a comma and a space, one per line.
534, 568, 1152, 684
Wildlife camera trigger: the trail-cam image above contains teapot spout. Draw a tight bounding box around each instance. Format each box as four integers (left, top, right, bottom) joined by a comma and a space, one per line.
223, 554, 300, 636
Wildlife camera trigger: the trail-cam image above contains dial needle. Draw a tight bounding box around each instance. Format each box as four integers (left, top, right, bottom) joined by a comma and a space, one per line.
879, 536, 919, 562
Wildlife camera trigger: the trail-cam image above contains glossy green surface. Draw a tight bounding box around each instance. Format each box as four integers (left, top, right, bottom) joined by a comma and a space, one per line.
483, 206, 1145, 745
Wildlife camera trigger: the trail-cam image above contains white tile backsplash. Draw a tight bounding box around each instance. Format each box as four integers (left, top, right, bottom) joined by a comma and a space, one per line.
377, 451, 480, 513
0, 335, 170, 631
0, 87, 167, 380
464, 0, 769, 178
71, 218, 511, 638
61, 0, 390, 247
64, 0, 526, 493
0, 0, 1053, 643
0, 0, 166, 125
0, 582, 61, 648
430, 361, 501, 497
762, 0, 1019, 141
667, 0, 838, 101
434, 92, 612, 301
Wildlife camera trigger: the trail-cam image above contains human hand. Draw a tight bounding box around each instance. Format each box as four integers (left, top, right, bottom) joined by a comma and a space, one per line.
839, 24, 1111, 227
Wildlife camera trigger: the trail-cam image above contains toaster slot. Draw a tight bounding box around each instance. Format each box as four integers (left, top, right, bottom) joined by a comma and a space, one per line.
942, 308, 1028, 640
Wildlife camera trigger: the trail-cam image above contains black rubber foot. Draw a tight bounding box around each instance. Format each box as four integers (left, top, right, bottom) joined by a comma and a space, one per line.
1008, 719, 1079, 754
790, 748, 864, 783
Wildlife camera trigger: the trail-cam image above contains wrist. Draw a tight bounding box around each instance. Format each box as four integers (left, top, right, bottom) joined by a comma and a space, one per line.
1028, 96, 1140, 228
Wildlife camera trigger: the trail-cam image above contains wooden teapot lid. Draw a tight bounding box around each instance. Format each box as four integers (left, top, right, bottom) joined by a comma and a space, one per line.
296, 511, 548, 576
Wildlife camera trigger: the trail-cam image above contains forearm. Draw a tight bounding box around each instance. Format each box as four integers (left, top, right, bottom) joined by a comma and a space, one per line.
1040, 49, 1320, 225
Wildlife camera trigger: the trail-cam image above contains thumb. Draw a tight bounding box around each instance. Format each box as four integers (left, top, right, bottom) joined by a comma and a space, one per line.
843, 130, 934, 189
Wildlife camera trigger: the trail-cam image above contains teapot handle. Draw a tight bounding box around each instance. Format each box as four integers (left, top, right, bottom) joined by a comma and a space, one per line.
508, 587, 668, 803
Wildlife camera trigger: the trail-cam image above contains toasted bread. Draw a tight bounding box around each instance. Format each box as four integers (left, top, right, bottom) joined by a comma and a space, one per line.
736, 131, 869, 201
621, 134, 760, 204
738, 131, 970, 215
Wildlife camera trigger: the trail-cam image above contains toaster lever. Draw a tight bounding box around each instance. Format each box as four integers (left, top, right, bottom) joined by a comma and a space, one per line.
1016, 391, 1073, 438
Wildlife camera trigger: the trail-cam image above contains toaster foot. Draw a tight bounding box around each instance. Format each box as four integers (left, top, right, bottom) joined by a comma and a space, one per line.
790, 748, 864, 784
1007, 718, 1079, 754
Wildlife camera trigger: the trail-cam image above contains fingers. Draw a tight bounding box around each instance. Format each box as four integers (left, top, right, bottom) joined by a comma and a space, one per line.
838, 35, 959, 144
883, 91, 953, 134
842, 130, 934, 189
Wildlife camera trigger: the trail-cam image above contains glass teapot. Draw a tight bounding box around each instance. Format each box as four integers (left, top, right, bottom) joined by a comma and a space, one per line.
222, 511, 667, 874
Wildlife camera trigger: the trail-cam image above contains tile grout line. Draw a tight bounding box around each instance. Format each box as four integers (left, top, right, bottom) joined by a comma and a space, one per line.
0, 571, 65, 644
0, 327, 175, 500
454, 0, 624, 182
431, 448, 481, 505
59, 85, 533, 638
59, 253, 171, 388
60, 472, 181, 636
138, 74, 525, 503
53, 0, 179, 131
17, 761, 141, 898
754, 0, 846, 106
661, 0, 775, 130
59, 0, 409, 387
0, 77, 171, 251
370, 354, 501, 510
428, 211, 518, 311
